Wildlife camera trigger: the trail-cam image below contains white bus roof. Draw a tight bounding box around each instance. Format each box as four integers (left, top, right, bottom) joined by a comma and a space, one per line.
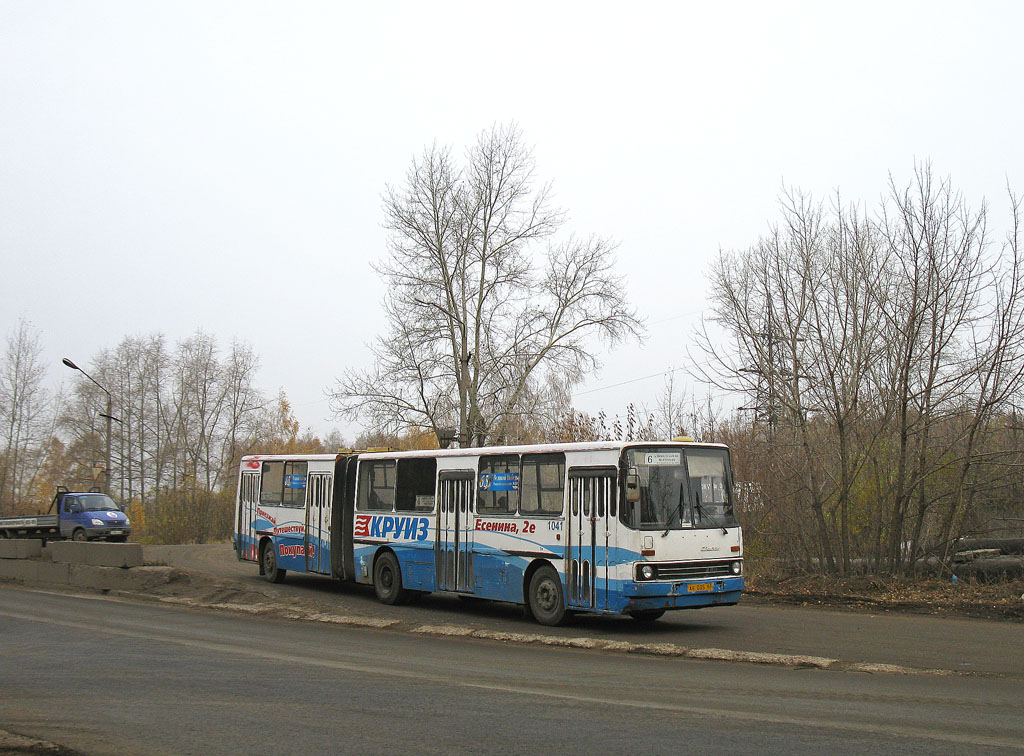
240, 440, 727, 465
240, 453, 344, 463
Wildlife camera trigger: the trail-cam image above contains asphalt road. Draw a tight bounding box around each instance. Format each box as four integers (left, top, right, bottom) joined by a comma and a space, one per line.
1, 587, 1023, 755
148, 544, 1024, 676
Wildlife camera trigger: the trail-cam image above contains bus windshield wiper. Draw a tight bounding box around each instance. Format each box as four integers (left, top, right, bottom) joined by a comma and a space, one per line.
661, 490, 687, 537
694, 496, 729, 534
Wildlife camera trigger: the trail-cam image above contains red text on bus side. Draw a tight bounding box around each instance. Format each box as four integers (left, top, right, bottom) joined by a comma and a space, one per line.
278, 543, 314, 559
475, 519, 519, 534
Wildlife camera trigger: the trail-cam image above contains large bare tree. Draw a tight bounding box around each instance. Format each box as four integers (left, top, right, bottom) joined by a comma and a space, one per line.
702, 165, 1024, 575
332, 124, 642, 446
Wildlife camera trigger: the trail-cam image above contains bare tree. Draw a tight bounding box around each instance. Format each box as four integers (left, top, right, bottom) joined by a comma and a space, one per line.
701, 189, 840, 571
0, 319, 53, 514
61, 330, 265, 512
332, 124, 642, 445
702, 165, 1024, 576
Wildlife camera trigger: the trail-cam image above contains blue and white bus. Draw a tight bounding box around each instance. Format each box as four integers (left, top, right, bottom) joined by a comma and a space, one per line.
234, 440, 744, 625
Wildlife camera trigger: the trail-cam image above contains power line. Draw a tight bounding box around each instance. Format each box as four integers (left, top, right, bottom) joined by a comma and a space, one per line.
571, 368, 686, 397
646, 308, 708, 327
571, 355, 726, 398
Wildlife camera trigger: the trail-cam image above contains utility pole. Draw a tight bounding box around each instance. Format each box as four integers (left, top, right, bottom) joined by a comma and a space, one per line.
62, 358, 120, 495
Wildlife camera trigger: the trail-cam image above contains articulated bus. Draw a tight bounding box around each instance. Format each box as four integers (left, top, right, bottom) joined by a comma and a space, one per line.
234, 440, 744, 625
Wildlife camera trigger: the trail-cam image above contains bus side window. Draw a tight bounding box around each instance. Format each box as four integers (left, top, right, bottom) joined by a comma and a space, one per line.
396, 457, 437, 512
260, 461, 284, 505
282, 461, 307, 507
357, 460, 396, 511
477, 454, 519, 515
519, 453, 565, 516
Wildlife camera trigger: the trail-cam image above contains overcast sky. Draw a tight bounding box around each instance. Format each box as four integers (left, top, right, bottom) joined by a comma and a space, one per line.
2, 1, 1021, 440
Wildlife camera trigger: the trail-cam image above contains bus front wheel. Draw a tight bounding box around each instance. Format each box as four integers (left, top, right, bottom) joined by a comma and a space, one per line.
373, 551, 410, 605
528, 565, 567, 626
262, 541, 286, 584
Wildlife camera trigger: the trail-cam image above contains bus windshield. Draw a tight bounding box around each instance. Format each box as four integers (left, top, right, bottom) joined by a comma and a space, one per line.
622, 447, 737, 531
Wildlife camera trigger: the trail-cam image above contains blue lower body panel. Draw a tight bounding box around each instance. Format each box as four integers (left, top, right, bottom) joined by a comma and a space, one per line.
617, 576, 745, 613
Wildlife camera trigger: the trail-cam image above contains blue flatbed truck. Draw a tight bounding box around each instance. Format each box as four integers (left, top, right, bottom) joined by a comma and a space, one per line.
0, 487, 131, 542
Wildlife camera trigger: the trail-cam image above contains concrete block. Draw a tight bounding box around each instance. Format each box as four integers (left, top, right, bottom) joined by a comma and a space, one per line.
36, 560, 70, 583
69, 564, 149, 591
0, 539, 43, 559
0, 559, 39, 581
84, 543, 143, 568
46, 541, 88, 564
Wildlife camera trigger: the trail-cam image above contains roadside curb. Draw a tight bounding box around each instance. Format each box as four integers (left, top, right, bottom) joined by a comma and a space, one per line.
0, 728, 81, 755
0, 570, 976, 678
138, 590, 963, 677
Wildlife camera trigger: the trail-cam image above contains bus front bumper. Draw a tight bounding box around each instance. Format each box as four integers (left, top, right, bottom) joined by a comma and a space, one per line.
620, 576, 745, 613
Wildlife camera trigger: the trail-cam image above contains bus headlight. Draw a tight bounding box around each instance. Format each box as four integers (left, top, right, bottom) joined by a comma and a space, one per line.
638, 564, 656, 581
731, 561, 742, 575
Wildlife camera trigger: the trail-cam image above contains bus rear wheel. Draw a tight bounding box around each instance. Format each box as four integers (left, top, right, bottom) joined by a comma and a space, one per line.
262, 541, 286, 583
528, 565, 567, 626
373, 551, 410, 605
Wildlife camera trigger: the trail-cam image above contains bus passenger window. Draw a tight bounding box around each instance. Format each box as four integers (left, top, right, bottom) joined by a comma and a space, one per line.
519, 453, 565, 515
396, 457, 437, 512
357, 460, 396, 511
282, 461, 307, 507
260, 461, 284, 505
477, 455, 518, 515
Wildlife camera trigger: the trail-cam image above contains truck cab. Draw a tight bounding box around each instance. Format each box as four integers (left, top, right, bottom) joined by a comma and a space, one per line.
56, 490, 131, 542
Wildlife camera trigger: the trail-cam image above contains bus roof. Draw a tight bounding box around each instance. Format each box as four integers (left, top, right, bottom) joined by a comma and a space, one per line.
240, 453, 344, 464
240, 440, 727, 465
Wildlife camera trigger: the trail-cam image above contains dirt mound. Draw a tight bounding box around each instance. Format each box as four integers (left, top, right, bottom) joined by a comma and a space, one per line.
747, 574, 1024, 620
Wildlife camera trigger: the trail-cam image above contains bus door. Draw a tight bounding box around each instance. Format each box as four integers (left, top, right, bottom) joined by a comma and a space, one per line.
567, 467, 617, 610
236, 471, 260, 561
436, 470, 475, 593
305, 473, 333, 574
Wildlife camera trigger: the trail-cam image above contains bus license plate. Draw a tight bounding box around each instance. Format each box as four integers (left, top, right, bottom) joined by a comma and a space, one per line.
109, 530, 123, 535
687, 582, 713, 593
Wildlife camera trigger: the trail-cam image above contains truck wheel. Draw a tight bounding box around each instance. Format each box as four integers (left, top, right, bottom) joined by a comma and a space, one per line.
72, 529, 88, 542
261, 541, 286, 583
373, 551, 409, 605
528, 565, 567, 626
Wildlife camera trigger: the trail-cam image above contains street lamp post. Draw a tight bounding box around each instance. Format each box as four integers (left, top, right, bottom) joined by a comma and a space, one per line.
62, 358, 118, 495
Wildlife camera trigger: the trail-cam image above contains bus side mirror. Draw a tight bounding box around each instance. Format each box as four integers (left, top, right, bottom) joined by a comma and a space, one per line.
625, 472, 640, 503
